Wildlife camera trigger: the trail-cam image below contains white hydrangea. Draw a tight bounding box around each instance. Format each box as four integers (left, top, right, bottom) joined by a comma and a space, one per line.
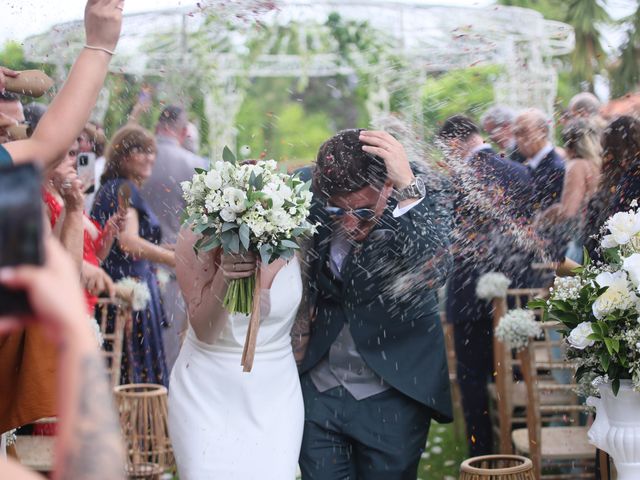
550, 276, 582, 302
116, 277, 151, 311
623, 254, 640, 290
476, 272, 511, 300
592, 271, 636, 320
495, 309, 542, 351
567, 321, 595, 350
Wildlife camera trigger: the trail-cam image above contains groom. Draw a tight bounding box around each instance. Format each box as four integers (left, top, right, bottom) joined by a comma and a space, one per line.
298, 129, 454, 479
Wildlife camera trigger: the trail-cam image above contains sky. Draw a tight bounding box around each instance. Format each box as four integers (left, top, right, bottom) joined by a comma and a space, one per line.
2, 0, 496, 45
1, 0, 636, 50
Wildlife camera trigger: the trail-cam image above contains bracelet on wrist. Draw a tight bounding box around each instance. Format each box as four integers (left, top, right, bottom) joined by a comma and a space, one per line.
83, 45, 116, 56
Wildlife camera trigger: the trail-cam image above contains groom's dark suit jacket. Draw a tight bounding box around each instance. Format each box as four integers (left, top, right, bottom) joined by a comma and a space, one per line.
299, 174, 454, 423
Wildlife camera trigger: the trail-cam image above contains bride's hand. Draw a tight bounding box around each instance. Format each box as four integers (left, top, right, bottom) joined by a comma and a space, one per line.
220, 252, 257, 280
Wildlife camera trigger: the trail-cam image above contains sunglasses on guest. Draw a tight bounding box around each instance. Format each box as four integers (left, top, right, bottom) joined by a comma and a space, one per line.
324, 206, 377, 221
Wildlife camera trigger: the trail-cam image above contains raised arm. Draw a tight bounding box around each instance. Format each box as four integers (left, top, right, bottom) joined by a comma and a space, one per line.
0, 238, 125, 480
4, 0, 123, 168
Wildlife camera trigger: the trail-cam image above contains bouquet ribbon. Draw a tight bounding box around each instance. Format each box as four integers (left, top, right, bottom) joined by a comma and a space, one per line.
240, 269, 261, 372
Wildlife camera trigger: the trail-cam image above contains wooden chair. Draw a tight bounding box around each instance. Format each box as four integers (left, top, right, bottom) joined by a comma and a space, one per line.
511, 321, 595, 479
95, 297, 131, 387
490, 288, 549, 454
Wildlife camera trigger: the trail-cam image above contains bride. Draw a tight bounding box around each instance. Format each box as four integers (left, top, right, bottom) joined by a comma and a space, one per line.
168, 228, 305, 479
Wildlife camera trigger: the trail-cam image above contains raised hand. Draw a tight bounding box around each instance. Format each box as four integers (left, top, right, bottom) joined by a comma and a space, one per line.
84, 0, 125, 52
359, 130, 415, 189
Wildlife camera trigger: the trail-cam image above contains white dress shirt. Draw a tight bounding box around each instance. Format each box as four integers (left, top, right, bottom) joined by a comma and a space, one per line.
526, 143, 554, 171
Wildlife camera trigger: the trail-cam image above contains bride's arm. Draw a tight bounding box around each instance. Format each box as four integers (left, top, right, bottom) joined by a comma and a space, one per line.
175, 228, 256, 344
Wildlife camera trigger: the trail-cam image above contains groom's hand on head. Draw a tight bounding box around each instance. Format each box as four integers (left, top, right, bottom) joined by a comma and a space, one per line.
359, 130, 415, 189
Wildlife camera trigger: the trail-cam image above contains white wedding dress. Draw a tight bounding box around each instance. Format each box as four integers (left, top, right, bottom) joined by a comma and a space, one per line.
168, 257, 304, 479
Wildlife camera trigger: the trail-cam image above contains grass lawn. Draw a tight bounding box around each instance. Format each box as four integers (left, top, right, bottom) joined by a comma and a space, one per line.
418, 419, 468, 480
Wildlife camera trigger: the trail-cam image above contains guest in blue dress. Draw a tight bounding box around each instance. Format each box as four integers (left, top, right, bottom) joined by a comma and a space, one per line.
92, 125, 176, 386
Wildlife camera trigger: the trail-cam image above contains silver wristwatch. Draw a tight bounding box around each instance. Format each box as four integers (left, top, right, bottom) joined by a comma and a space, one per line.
395, 176, 426, 201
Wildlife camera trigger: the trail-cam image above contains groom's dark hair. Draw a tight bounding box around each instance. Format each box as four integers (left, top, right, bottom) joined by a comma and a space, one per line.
313, 129, 387, 199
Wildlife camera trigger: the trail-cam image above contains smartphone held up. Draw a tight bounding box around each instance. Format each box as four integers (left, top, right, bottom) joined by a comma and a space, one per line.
0, 163, 44, 315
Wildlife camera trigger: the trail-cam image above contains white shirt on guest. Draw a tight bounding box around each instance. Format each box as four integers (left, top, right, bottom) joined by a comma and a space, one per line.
526, 143, 554, 171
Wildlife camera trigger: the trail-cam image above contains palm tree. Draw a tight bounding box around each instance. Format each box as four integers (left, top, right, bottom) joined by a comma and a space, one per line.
611, 4, 640, 97
564, 0, 611, 91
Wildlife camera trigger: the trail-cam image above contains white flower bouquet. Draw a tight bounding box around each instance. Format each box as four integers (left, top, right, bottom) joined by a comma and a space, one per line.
476, 272, 511, 300
529, 205, 640, 395
495, 309, 542, 351
181, 148, 315, 369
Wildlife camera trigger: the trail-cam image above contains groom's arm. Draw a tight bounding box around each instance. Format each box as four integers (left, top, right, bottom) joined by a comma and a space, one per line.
388, 174, 454, 291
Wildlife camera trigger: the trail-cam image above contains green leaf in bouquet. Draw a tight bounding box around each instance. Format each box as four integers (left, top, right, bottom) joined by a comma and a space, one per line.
279, 249, 295, 261
613, 378, 620, 396
194, 222, 211, 234
281, 239, 300, 249
222, 222, 237, 233
582, 247, 591, 267
195, 167, 207, 174
291, 227, 308, 237
591, 323, 602, 336
259, 244, 273, 265
600, 352, 610, 372
239, 223, 250, 250
604, 338, 616, 355
229, 233, 240, 253
549, 310, 580, 327
249, 170, 257, 189
198, 235, 221, 252
611, 337, 620, 353
587, 333, 601, 341
603, 247, 621, 265
223, 146, 236, 164
527, 298, 547, 310
254, 173, 264, 190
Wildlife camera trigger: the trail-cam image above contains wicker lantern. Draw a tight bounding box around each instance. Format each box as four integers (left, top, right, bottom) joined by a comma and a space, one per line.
114, 384, 174, 479
460, 455, 536, 480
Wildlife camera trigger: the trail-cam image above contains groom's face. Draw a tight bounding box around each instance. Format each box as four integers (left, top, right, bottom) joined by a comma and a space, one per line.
328, 184, 390, 241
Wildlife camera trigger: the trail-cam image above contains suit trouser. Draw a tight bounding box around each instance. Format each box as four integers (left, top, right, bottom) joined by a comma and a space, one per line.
299, 374, 431, 480
446, 268, 494, 457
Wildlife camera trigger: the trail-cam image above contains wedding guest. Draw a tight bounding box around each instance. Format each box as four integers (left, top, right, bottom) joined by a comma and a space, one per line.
92, 125, 175, 386
140, 105, 206, 371
299, 129, 453, 479
182, 121, 200, 154
514, 108, 565, 214
0, 0, 123, 171
568, 92, 602, 120
438, 115, 531, 456
537, 119, 602, 263
0, 91, 25, 124
0, 238, 125, 480
44, 139, 123, 311
480, 105, 525, 163
23, 102, 47, 137
584, 116, 640, 257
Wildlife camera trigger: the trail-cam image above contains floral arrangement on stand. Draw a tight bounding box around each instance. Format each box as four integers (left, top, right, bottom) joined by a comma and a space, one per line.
476, 272, 511, 300
495, 308, 542, 351
529, 206, 640, 395
181, 147, 315, 371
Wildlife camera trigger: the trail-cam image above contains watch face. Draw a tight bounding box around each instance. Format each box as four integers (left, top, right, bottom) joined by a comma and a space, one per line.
416, 177, 426, 197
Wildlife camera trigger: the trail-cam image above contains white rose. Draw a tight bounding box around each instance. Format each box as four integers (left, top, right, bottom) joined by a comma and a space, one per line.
624, 253, 640, 289
592, 271, 636, 319
223, 187, 247, 213
604, 211, 640, 246
567, 322, 596, 350
204, 170, 223, 190
220, 207, 237, 223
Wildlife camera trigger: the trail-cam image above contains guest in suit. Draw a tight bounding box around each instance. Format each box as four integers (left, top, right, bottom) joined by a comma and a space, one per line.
438, 115, 532, 457
298, 129, 453, 479
514, 109, 565, 213
481, 105, 526, 164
